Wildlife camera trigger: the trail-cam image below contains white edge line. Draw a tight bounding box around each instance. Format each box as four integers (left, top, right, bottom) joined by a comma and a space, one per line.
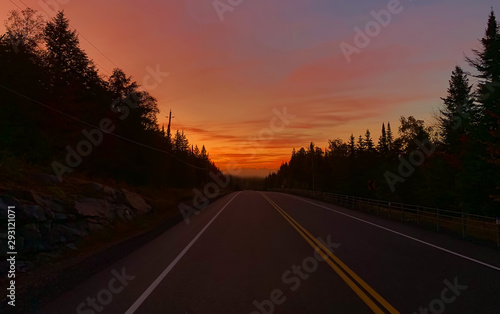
125, 191, 242, 314
281, 193, 500, 272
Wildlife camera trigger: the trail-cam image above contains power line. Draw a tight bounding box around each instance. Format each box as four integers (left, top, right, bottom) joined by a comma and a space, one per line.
6, 0, 111, 75
8, 0, 23, 11
4, 2, 210, 169
17, 0, 30, 10
0, 83, 209, 170
38, 0, 118, 73
8, 0, 113, 75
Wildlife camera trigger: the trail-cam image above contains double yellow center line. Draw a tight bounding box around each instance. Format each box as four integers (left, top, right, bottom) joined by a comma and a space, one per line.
260, 193, 399, 314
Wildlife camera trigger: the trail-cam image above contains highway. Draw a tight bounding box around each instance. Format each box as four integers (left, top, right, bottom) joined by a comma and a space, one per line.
41, 191, 500, 313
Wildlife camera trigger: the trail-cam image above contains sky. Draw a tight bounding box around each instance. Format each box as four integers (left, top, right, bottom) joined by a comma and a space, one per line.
0, 0, 497, 177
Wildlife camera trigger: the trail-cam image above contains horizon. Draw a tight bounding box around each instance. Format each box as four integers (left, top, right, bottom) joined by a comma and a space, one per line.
0, 0, 497, 177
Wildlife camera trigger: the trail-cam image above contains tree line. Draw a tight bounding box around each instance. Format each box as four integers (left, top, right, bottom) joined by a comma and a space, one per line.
0, 9, 217, 187
266, 10, 500, 216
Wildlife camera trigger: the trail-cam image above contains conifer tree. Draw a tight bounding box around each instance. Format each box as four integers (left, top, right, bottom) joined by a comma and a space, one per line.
44, 11, 100, 94
377, 123, 388, 154
365, 129, 374, 151
466, 10, 500, 141
386, 122, 394, 152
438, 66, 476, 152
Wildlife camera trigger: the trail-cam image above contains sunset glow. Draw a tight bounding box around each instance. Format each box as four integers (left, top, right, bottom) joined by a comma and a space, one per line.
0, 0, 496, 176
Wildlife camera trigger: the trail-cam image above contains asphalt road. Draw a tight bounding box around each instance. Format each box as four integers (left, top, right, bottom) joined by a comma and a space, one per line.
39, 191, 500, 313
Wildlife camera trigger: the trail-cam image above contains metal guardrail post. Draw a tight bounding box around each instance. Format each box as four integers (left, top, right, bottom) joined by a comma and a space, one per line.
461, 211, 465, 239
496, 217, 500, 248
416, 205, 420, 225
436, 208, 440, 232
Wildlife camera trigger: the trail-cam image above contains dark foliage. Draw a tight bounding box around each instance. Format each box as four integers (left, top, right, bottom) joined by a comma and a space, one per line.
266, 10, 500, 217
0, 10, 217, 188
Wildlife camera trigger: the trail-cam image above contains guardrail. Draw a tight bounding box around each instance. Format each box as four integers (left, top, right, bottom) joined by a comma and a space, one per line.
274, 188, 500, 248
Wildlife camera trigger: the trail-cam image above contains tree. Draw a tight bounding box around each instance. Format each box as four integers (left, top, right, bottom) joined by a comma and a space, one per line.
108, 68, 159, 134
328, 138, 348, 158
200, 145, 208, 160
364, 129, 374, 151
173, 130, 190, 152
193, 145, 200, 157
462, 10, 500, 214
108, 69, 139, 100
387, 122, 394, 152
398, 116, 431, 154
377, 123, 388, 154
357, 135, 365, 152
0, 9, 49, 162
44, 11, 101, 94
4, 8, 45, 53
466, 9, 500, 141
438, 66, 476, 152
348, 134, 356, 158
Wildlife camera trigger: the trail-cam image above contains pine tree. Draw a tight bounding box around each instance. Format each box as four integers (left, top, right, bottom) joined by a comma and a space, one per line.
466, 9, 500, 141
348, 134, 356, 158
386, 122, 394, 152
365, 129, 374, 151
438, 66, 476, 152
464, 10, 500, 214
357, 135, 365, 152
201, 145, 208, 160
173, 130, 189, 152
377, 123, 388, 154
44, 11, 100, 94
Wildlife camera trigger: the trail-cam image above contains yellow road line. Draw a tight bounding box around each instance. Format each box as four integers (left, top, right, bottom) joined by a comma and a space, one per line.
260, 192, 399, 314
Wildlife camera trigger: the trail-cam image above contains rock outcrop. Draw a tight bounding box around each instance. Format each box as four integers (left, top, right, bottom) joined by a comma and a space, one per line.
0, 182, 153, 275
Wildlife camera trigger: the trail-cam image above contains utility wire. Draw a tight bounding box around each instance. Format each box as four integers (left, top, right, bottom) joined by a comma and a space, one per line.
8, 0, 23, 11
0, 83, 209, 170
8, 0, 112, 75
38, 0, 118, 73
4, 1, 209, 169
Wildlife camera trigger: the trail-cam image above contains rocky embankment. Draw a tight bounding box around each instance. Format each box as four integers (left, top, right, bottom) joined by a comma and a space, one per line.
0, 178, 152, 276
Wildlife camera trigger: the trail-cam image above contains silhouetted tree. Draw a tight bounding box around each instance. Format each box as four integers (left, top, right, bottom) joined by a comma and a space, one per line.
356, 135, 365, 152
174, 130, 190, 153
386, 122, 394, 153
348, 134, 356, 158
438, 66, 476, 152
377, 123, 388, 154
398, 116, 431, 154
4, 8, 45, 53
44, 11, 101, 97
365, 129, 374, 152
466, 10, 500, 142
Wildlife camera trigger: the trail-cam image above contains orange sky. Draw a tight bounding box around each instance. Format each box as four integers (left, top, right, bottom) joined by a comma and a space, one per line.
1, 0, 496, 177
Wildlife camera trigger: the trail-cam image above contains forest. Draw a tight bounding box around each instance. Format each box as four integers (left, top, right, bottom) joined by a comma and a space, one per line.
2, 8, 499, 217
0, 9, 218, 188
265, 11, 500, 217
